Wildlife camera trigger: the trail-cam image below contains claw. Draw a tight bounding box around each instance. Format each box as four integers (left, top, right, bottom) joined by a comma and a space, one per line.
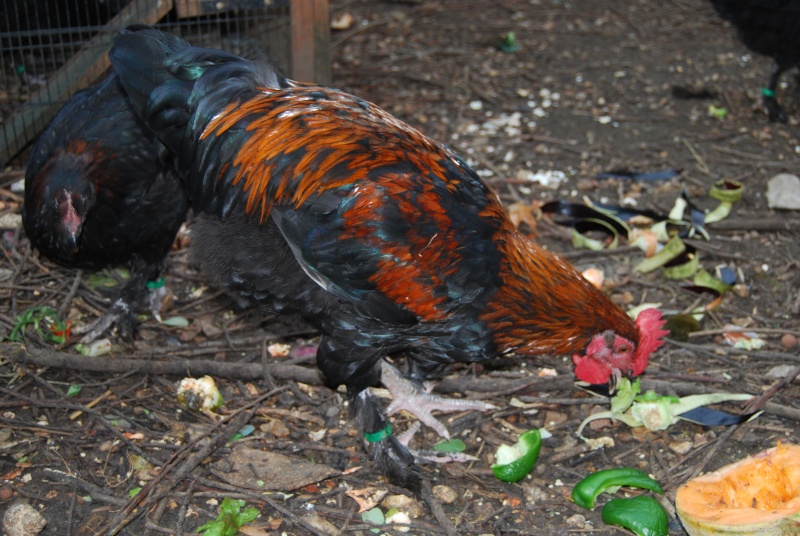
78, 298, 130, 343
380, 360, 496, 439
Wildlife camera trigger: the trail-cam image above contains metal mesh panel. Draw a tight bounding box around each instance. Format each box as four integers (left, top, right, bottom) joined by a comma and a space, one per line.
0, 0, 292, 166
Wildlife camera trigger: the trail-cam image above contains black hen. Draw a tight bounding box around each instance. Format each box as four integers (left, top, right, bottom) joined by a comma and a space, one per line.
23, 73, 188, 341
710, 0, 800, 121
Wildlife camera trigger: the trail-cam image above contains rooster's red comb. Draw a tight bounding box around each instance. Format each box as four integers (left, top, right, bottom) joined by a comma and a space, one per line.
631, 308, 669, 376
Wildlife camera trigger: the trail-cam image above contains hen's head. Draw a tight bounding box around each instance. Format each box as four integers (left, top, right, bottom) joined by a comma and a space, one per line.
572, 308, 668, 386
30, 152, 99, 255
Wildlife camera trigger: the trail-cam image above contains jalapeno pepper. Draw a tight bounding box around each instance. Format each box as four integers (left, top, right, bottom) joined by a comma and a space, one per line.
490, 428, 542, 483
601, 495, 669, 536
571, 467, 663, 509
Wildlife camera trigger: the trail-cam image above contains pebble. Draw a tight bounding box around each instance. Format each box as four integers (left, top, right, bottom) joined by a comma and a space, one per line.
3, 503, 47, 536
766, 173, 800, 210
782, 333, 798, 350
432, 484, 458, 504
565, 514, 587, 528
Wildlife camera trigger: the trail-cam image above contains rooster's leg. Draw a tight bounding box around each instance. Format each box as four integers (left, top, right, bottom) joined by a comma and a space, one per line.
353, 387, 424, 490
764, 63, 789, 122
381, 360, 496, 439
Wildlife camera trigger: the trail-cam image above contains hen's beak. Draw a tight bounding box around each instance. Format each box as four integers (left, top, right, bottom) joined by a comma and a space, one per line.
58, 196, 83, 253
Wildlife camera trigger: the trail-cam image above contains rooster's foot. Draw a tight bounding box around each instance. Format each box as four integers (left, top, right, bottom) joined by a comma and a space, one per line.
77, 298, 134, 343
380, 360, 496, 439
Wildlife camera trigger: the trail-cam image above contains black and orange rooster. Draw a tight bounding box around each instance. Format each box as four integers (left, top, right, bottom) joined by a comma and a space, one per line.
110, 27, 667, 487
709, 0, 800, 122
23, 73, 188, 341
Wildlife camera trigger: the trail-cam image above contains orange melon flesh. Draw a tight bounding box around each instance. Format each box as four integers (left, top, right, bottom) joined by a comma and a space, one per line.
676, 443, 800, 535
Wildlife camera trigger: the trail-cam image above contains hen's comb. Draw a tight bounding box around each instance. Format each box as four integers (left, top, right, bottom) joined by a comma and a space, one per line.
631, 308, 669, 375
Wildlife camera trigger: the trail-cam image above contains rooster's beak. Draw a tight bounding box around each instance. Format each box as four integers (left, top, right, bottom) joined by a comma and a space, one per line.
607, 367, 624, 394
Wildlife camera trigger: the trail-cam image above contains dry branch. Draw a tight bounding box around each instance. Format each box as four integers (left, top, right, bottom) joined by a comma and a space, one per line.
1, 344, 324, 385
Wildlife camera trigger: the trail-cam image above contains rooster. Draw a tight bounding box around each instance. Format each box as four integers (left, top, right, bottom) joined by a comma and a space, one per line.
709, 0, 800, 121
23, 72, 188, 341
110, 26, 667, 487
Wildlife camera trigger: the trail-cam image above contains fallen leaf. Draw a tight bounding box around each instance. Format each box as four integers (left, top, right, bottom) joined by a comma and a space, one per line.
346, 487, 388, 513
213, 445, 340, 491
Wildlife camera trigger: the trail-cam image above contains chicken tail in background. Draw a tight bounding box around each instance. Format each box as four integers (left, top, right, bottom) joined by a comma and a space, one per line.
22, 73, 189, 342
110, 26, 667, 490
708, 0, 800, 122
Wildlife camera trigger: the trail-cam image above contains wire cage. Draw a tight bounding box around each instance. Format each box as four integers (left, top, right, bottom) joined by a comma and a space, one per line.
0, 0, 330, 166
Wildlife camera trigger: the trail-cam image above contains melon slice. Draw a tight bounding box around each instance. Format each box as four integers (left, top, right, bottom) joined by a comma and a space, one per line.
675, 443, 800, 535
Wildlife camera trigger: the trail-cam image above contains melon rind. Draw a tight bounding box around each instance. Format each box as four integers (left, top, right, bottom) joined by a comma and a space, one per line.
675, 444, 800, 536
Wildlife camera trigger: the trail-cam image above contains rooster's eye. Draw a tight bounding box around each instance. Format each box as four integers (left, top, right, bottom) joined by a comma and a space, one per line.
618, 345, 630, 354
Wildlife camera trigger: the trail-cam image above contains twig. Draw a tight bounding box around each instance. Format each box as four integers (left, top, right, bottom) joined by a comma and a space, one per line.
683, 239, 749, 260
105, 386, 286, 536
745, 365, 800, 413
679, 136, 712, 176
174, 480, 196, 536
2, 344, 324, 385
66, 477, 77, 536
0, 386, 164, 466
687, 423, 740, 480
43, 468, 128, 506
191, 475, 335, 536
421, 479, 458, 536
58, 270, 83, 320
708, 218, 800, 233
559, 245, 640, 260
689, 326, 800, 338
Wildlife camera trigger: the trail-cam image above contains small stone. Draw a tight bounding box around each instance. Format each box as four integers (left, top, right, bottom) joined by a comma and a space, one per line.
669, 440, 693, 455
432, 485, 458, 504
766, 364, 797, 378
781, 333, 798, 350
3, 503, 47, 536
522, 482, 550, 505
382, 494, 424, 518
565, 514, 587, 528
766, 173, 800, 210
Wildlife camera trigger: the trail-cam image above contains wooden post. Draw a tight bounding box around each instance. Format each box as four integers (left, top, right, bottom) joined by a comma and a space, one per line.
290, 0, 331, 84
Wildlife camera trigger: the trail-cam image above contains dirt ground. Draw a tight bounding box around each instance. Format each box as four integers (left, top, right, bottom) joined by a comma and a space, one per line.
1, 0, 800, 534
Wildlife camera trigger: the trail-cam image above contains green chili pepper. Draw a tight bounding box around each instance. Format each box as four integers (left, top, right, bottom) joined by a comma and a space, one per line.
490, 428, 542, 483
571, 468, 663, 509
601, 495, 669, 536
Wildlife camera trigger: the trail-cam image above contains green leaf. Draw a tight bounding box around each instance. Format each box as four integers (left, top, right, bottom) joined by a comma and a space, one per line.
129, 487, 142, 498
499, 32, 521, 53
433, 438, 466, 453
198, 498, 259, 536
707, 104, 728, 120
609, 377, 640, 414
361, 507, 385, 534
85, 272, 122, 289
238, 508, 259, 525
66, 385, 82, 397
5, 306, 67, 344
161, 316, 189, 327
218, 498, 246, 516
